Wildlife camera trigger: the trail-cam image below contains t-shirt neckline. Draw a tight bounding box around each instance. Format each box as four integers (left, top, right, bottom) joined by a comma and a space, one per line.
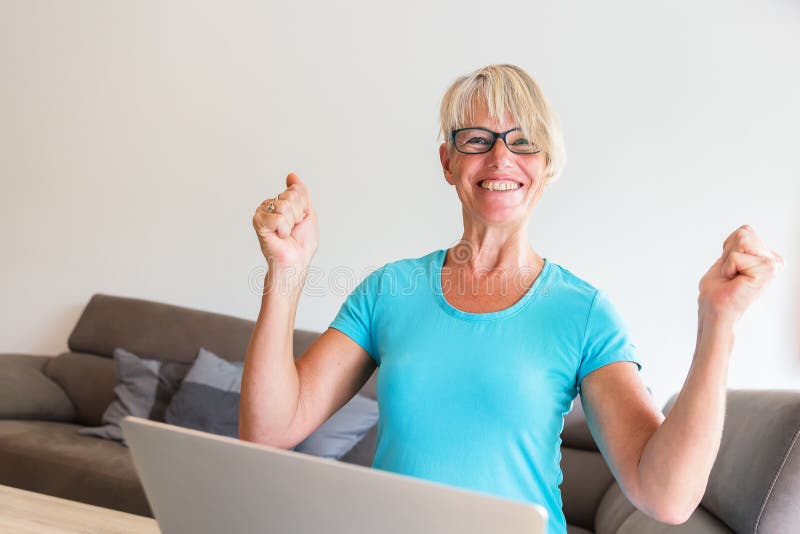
430, 248, 552, 322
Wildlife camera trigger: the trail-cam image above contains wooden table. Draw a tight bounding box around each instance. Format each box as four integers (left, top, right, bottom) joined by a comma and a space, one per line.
0, 484, 160, 533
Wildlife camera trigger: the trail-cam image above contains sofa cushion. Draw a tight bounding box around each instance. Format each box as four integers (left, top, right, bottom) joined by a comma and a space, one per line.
0, 354, 76, 421
561, 395, 600, 452
79, 348, 190, 443
0, 420, 151, 517
614, 506, 732, 533
165, 347, 244, 438
594, 483, 639, 534
43, 352, 118, 426
595, 484, 730, 533
560, 447, 615, 530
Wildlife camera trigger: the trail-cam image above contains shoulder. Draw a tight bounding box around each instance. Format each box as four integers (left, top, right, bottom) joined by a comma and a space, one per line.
382, 249, 441, 273
373, 249, 441, 281
355, 249, 441, 293
546, 263, 633, 351
545, 262, 630, 333
544, 260, 602, 307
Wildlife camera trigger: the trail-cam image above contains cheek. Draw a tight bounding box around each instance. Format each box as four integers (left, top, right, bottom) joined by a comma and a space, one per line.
448, 162, 472, 184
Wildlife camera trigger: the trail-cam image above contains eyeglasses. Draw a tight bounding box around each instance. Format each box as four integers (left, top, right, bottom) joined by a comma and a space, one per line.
450, 127, 540, 155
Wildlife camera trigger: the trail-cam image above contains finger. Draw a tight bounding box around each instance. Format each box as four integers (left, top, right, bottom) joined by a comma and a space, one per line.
274, 198, 299, 228
255, 201, 297, 237
721, 251, 777, 280
286, 172, 307, 193
275, 217, 293, 239
253, 214, 280, 243
285, 174, 311, 217
722, 225, 768, 259
722, 225, 753, 255
277, 190, 305, 222
253, 210, 281, 235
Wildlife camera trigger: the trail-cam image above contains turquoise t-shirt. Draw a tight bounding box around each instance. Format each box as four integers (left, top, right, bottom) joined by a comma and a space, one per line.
329, 249, 641, 534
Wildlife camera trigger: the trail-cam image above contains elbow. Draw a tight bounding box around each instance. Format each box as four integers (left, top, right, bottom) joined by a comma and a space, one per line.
646, 499, 700, 526
238, 423, 297, 450
634, 467, 707, 525
238, 424, 261, 444
238, 397, 303, 449
652, 510, 692, 526
633, 485, 702, 526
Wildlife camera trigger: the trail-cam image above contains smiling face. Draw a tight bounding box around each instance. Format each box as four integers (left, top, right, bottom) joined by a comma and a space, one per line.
439, 98, 548, 227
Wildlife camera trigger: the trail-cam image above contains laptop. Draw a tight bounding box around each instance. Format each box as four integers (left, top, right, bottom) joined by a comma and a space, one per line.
120, 416, 548, 534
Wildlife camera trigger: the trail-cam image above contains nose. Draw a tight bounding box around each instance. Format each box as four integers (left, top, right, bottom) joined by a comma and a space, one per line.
487, 136, 514, 168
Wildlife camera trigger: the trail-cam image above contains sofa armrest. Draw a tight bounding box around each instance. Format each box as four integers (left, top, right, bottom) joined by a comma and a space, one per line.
0, 353, 77, 421
663, 389, 800, 534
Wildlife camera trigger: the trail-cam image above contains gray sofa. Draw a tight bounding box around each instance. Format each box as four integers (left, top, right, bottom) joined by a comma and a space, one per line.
1, 294, 798, 533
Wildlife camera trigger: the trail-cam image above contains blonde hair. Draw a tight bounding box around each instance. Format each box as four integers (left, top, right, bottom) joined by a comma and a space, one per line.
439, 64, 566, 183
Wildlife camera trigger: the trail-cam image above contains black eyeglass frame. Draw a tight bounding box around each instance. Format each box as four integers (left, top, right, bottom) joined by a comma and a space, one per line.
450, 127, 541, 155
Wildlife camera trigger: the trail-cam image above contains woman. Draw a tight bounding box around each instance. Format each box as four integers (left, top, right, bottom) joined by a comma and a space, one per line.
240, 64, 783, 533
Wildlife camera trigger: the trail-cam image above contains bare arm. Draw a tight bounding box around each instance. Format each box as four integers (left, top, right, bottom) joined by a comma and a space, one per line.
238, 273, 303, 446
581, 225, 783, 524
239, 172, 376, 448
580, 320, 733, 526
635, 313, 733, 522
239, 274, 376, 447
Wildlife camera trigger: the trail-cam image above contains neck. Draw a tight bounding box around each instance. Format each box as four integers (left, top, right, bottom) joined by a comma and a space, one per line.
448, 220, 541, 274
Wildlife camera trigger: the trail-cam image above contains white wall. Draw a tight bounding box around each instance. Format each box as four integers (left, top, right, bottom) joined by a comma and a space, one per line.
1, 0, 798, 407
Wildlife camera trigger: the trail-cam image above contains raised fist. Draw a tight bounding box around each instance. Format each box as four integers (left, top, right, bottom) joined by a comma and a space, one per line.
698, 224, 784, 323
252, 173, 319, 274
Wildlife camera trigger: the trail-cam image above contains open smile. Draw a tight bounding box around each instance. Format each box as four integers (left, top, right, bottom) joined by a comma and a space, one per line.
477, 179, 523, 192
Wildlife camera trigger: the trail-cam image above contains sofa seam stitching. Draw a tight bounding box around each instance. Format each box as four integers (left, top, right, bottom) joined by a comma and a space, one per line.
753, 421, 800, 533
614, 506, 640, 533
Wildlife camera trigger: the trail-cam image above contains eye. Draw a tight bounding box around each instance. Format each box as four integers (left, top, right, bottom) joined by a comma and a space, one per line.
466, 136, 491, 145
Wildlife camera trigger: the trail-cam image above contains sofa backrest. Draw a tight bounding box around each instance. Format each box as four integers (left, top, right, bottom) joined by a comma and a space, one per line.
67, 293, 277, 364
49, 293, 377, 426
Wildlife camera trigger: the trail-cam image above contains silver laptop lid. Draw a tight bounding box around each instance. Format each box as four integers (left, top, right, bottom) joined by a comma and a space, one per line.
121, 416, 547, 534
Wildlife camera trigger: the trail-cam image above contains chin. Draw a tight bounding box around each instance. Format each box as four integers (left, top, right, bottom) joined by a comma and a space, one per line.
476, 207, 530, 226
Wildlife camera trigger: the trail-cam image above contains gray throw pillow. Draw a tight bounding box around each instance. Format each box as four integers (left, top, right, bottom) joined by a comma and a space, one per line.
293, 393, 379, 459
166, 347, 379, 459
78, 348, 190, 443
165, 347, 243, 438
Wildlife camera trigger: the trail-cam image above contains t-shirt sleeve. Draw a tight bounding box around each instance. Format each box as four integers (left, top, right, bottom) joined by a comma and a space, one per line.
576, 290, 642, 393
328, 266, 384, 364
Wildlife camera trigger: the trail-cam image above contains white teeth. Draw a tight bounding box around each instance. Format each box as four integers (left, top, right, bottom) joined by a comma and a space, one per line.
479, 180, 521, 191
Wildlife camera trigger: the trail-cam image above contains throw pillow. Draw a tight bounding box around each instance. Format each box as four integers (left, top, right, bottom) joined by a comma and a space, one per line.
293, 393, 379, 459
165, 347, 243, 438
78, 348, 191, 443
166, 347, 379, 459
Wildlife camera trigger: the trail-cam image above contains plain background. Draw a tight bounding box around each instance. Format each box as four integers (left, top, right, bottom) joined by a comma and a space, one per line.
1, 0, 798, 408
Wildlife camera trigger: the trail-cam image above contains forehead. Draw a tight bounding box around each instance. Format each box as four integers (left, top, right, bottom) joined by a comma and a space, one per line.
465, 98, 517, 130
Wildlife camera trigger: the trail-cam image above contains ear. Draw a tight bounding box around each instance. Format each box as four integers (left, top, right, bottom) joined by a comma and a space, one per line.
439, 143, 455, 186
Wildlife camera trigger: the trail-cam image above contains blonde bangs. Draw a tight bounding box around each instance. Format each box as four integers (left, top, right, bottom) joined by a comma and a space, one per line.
439, 64, 566, 182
